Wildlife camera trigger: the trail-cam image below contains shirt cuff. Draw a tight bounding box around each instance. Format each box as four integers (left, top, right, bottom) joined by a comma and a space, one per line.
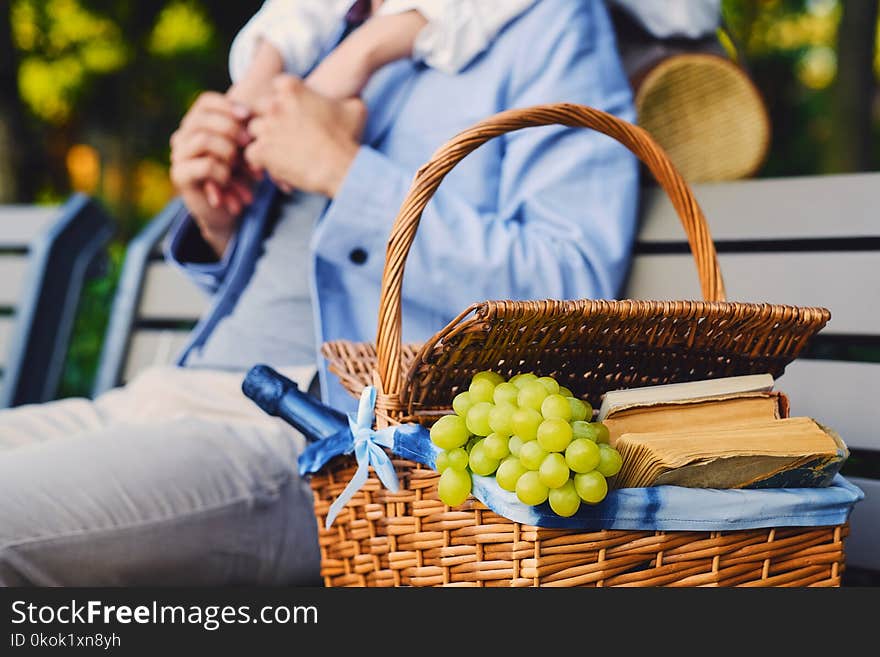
316, 146, 411, 277
164, 211, 239, 294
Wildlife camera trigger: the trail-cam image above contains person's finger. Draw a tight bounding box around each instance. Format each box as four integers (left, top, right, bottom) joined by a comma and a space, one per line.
247, 117, 269, 139
192, 91, 249, 120
170, 156, 231, 189
243, 142, 261, 168
222, 192, 241, 217
170, 129, 238, 164
204, 180, 221, 208
278, 181, 293, 194
242, 143, 266, 180
180, 110, 242, 142
227, 178, 254, 206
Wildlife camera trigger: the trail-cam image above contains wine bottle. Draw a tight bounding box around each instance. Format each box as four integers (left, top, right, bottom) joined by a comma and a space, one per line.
241, 364, 347, 443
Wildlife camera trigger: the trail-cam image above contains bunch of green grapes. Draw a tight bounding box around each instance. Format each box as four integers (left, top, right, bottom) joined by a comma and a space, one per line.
429, 371, 623, 517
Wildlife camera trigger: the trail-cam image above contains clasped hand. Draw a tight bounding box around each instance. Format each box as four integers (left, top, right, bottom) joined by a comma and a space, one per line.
169, 76, 366, 256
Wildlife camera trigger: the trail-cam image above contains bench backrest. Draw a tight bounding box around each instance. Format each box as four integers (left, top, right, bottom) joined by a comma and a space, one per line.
0, 206, 58, 392
629, 172, 880, 575
0, 196, 113, 406
92, 201, 207, 394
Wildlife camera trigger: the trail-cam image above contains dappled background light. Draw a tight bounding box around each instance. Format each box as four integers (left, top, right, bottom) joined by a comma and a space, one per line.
0, 0, 878, 396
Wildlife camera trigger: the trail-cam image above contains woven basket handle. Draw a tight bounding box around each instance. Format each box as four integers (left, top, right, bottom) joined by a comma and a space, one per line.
376, 103, 726, 394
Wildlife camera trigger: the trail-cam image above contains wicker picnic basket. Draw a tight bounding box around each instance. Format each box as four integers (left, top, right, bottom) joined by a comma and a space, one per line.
317, 104, 846, 587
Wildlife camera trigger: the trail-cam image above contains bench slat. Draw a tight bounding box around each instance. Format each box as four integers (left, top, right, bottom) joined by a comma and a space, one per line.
123, 329, 192, 383
776, 360, 880, 452
0, 254, 29, 308
139, 263, 209, 321
845, 477, 880, 571
639, 173, 880, 242
0, 205, 58, 247
624, 252, 880, 334
0, 316, 13, 367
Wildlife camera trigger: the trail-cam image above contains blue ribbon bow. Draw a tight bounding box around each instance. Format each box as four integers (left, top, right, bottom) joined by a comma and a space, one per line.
324, 386, 399, 528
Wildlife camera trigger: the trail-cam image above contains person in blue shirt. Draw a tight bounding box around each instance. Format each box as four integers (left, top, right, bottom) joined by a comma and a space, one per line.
0, 0, 637, 585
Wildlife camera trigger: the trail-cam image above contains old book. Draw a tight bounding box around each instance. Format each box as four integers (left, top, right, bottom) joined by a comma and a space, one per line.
598, 373, 775, 421
602, 391, 789, 446
613, 417, 849, 490
597, 374, 773, 421
598, 374, 783, 447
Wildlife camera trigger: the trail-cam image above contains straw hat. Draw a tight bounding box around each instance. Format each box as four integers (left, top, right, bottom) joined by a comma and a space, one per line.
633, 52, 771, 182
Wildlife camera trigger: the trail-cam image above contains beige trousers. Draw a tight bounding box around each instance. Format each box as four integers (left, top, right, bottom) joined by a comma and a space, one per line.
0, 366, 321, 586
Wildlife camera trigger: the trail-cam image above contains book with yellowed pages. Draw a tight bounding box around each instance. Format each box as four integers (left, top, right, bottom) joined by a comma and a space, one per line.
599, 374, 789, 446
597, 374, 849, 490
612, 417, 849, 489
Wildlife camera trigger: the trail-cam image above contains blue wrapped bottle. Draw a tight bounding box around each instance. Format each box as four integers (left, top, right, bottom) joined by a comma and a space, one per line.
241, 364, 347, 443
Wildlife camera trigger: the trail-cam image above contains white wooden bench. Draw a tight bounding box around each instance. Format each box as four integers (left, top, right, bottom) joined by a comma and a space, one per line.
631, 172, 880, 582
0, 195, 113, 406
92, 200, 206, 394
98, 173, 879, 583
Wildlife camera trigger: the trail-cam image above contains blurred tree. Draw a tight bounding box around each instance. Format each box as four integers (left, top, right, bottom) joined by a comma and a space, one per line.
828, 0, 878, 172
0, 2, 42, 201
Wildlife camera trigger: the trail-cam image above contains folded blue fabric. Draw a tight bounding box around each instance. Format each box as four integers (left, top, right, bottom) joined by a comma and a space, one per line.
299, 419, 864, 532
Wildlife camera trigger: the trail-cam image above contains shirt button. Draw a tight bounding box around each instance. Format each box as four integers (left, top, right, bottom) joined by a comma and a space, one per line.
349, 248, 368, 265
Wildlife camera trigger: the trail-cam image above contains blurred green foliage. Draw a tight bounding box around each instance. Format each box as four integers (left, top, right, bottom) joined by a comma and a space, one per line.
1, 0, 878, 397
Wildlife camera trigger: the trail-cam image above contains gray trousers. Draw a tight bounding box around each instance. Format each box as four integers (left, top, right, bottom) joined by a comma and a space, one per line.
0, 366, 321, 586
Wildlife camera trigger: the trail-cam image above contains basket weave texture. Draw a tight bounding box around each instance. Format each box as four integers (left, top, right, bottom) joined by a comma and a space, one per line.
317, 104, 841, 587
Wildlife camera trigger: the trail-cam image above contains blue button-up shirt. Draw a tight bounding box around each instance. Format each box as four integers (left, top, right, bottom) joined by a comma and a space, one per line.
167, 0, 638, 412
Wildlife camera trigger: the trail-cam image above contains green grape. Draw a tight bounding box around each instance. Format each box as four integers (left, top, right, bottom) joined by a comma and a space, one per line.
511, 407, 543, 441
438, 467, 472, 506
452, 391, 475, 417
574, 471, 608, 504
466, 435, 480, 452
517, 381, 549, 411
536, 376, 560, 395
592, 422, 611, 444
519, 440, 548, 470
536, 418, 573, 453
571, 420, 607, 443
549, 480, 581, 517
483, 433, 510, 460
567, 397, 590, 422
541, 394, 572, 421
488, 403, 516, 437
430, 414, 470, 449
508, 434, 524, 456
496, 457, 528, 492
516, 471, 549, 506
468, 440, 500, 476
435, 450, 450, 473
558, 385, 574, 398
509, 373, 538, 389
565, 438, 601, 474
466, 401, 494, 436
447, 447, 470, 471
473, 371, 505, 386
538, 452, 570, 489
493, 382, 520, 406
469, 378, 496, 404
597, 444, 623, 477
